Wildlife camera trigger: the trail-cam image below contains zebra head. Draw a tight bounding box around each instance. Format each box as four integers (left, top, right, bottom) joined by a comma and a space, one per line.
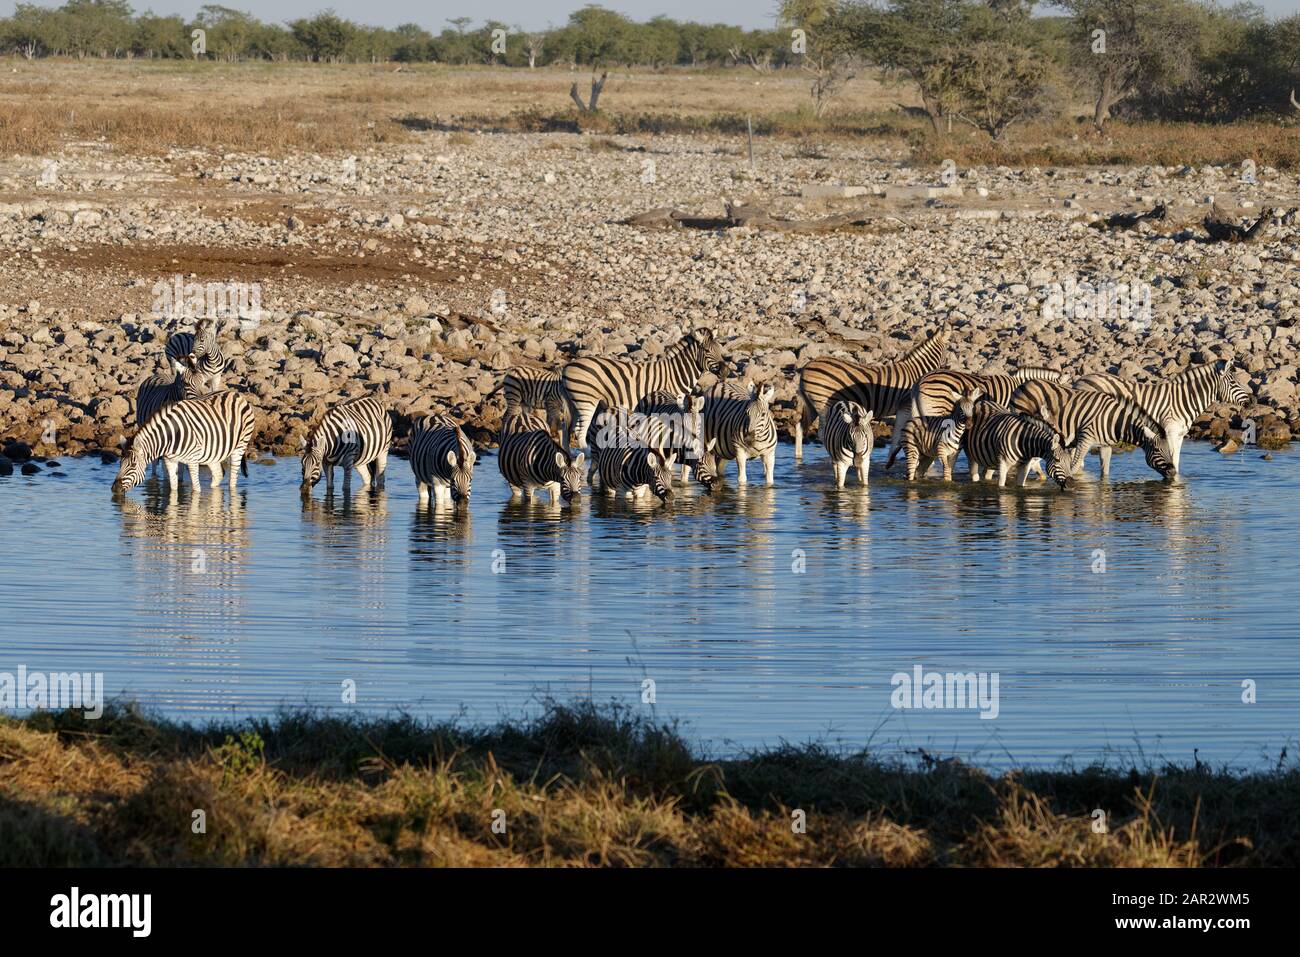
692, 436, 720, 492
179, 354, 208, 399
111, 440, 147, 495
193, 317, 219, 353
446, 449, 473, 503
953, 387, 982, 424
554, 450, 586, 503
300, 434, 326, 491
1138, 426, 1177, 481
645, 450, 677, 502
747, 382, 776, 429
1044, 431, 1077, 491
834, 400, 874, 457
1216, 364, 1252, 408
690, 328, 728, 377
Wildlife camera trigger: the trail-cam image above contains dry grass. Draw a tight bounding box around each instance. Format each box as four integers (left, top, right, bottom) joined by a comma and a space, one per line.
4, 59, 1295, 168
1, 700, 1294, 867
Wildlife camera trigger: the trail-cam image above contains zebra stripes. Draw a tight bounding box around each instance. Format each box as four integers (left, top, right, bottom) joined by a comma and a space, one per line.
703, 381, 777, 486
497, 422, 586, 503
962, 399, 1081, 489
886, 366, 1067, 469
632, 390, 716, 490
136, 361, 208, 427
591, 421, 678, 501
165, 318, 227, 391
300, 395, 393, 493
1073, 362, 1250, 470
560, 329, 727, 449
112, 390, 255, 494
900, 388, 980, 482
821, 400, 874, 488
795, 323, 949, 459
410, 414, 475, 505
1009, 380, 1176, 480
501, 366, 569, 438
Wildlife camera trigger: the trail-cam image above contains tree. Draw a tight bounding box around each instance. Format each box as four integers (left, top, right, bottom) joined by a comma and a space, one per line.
951, 40, 1050, 139
1059, 0, 1210, 129
290, 12, 357, 62
782, 0, 858, 117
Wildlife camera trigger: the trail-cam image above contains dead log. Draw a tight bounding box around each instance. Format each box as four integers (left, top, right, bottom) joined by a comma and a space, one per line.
1203, 203, 1274, 243
570, 71, 608, 113
618, 203, 891, 234
1092, 204, 1167, 231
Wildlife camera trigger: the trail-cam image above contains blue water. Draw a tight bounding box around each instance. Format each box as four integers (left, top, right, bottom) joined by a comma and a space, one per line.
2, 442, 1297, 769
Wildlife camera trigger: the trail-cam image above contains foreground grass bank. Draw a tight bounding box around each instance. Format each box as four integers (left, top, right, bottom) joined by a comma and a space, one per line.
1, 701, 1296, 867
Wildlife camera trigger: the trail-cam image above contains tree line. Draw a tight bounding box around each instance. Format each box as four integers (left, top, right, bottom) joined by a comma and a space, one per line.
3, 1, 1299, 132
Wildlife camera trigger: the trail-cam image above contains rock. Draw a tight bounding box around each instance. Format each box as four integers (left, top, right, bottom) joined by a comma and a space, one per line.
3, 441, 32, 462
20, 462, 40, 475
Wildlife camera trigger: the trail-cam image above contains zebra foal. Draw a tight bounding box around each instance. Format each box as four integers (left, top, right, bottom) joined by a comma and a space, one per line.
899, 388, 980, 482
820, 400, 873, 488
165, 317, 227, 391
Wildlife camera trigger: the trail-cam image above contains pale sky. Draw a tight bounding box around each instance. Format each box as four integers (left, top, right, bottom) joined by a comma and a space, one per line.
1, 1, 1298, 31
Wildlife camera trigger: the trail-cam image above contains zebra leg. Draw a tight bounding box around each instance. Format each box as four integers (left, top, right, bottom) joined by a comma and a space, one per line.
187, 462, 202, 489
1015, 463, 1032, 487
942, 453, 955, 482
1027, 458, 1045, 480
832, 458, 846, 489
886, 411, 910, 470
736, 450, 750, 485
1167, 427, 1186, 472
762, 449, 775, 486
417, 481, 430, 504
794, 420, 803, 461
570, 404, 597, 451
355, 463, 371, 488
325, 466, 335, 492
1098, 446, 1112, 478
508, 485, 523, 500
375, 450, 389, 488
996, 463, 1010, 487
856, 453, 869, 486
209, 462, 223, 488
714, 457, 727, 483
547, 481, 563, 504
164, 459, 180, 488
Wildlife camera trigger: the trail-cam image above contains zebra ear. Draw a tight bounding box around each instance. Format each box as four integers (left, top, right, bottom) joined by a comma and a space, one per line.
446, 450, 458, 468
647, 451, 660, 468
573, 452, 585, 468
862, 409, 874, 425
554, 451, 566, 469
841, 409, 853, 425
665, 452, 677, 468
185, 352, 200, 372
706, 436, 718, 452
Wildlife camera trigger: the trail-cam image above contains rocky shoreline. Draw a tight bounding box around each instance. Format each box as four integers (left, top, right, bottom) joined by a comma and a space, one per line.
2, 132, 1298, 470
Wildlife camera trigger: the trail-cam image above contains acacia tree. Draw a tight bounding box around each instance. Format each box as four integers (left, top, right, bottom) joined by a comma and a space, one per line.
782, 0, 858, 118
951, 39, 1049, 139
1059, 0, 1208, 129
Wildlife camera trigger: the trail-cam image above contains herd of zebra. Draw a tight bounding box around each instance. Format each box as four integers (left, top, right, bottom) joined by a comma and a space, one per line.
110, 318, 1253, 505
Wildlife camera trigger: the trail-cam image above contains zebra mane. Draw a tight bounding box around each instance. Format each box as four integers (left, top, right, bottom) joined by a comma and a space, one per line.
898, 323, 948, 360
1106, 392, 1167, 438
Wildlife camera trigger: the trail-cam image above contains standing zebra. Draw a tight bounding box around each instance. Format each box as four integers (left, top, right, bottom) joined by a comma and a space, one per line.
499, 366, 569, 439
165, 318, 227, 392
112, 390, 255, 494
886, 366, 1067, 469
1073, 362, 1250, 471
497, 420, 586, 504
409, 413, 475, 506
560, 329, 727, 450
821, 400, 874, 488
795, 323, 949, 459
300, 395, 393, 494
899, 388, 980, 482
703, 381, 778, 486
962, 401, 1083, 489
136, 357, 209, 427
1009, 380, 1176, 480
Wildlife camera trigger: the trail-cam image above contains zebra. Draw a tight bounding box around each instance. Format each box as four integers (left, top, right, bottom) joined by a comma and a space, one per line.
409, 413, 475, 506
795, 322, 949, 459
886, 366, 1068, 469
703, 380, 778, 486
112, 390, 255, 494
300, 395, 393, 494
821, 400, 874, 488
962, 400, 1084, 489
1009, 380, 1177, 480
899, 388, 980, 482
165, 317, 227, 391
590, 418, 678, 502
632, 389, 717, 490
497, 422, 586, 504
1073, 362, 1250, 471
560, 329, 727, 450
136, 358, 210, 428
500, 366, 569, 439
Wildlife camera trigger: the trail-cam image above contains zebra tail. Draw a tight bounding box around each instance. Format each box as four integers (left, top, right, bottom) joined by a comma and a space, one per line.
241, 454, 249, 477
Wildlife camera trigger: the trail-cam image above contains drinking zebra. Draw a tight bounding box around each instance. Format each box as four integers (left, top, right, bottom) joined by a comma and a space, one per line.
560, 329, 727, 450
1073, 362, 1250, 471
165, 318, 227, 392
500, 366, 569, 439
886, 366, 1067, 469
820, 400, 874, 488
962, 400, 1083, 489
703, 381, 778, 486
135, 358, 210, 427
590, 419, 678, 502
632, 390, 716, 490
795, 322, 949, 459
899, 388, 980, 482
300, 395, 393, 494
497, 421, 586, 504
112, 390, 255, 494
409, 414, 475, 506
1009, 380, 1176, 480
